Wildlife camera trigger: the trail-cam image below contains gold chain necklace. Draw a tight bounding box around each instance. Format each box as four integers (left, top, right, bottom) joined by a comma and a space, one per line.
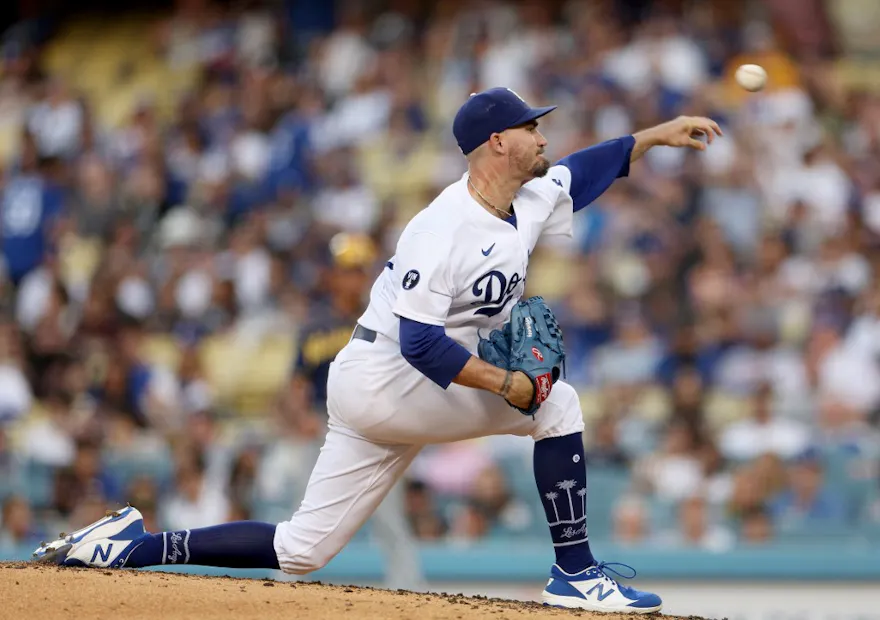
468, 177, 513, 218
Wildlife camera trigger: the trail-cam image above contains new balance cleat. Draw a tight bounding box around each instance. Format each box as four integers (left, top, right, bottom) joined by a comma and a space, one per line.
542, 562, 662, 614
32, 505, 146, 568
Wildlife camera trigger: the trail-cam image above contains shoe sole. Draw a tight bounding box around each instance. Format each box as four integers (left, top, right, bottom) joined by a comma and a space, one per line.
32, 506, 143, 566
33, 543, 72, 565
542, 592, 662, 614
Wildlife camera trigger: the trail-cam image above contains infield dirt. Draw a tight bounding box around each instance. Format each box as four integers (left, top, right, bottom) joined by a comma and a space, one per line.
0, 562, 713, 620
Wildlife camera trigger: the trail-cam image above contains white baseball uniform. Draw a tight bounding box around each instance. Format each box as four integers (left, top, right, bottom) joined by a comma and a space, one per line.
273, 167, 586, 574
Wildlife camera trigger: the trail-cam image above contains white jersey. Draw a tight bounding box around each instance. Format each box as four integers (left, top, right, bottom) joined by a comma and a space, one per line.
358, 165, 575, 353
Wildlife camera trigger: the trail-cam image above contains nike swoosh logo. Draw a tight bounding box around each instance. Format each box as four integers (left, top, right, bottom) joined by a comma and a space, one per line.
482, 243, 495, 256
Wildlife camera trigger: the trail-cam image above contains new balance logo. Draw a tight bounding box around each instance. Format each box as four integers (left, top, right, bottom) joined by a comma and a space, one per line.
91, 543, 113, 563
587, 583, 615, 601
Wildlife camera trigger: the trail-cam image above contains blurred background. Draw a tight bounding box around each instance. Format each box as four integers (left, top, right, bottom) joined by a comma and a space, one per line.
0, 0, 879, 617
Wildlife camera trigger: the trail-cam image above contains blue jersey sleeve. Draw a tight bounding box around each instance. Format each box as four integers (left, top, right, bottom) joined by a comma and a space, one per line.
42, 183, 65, 220
555, 135, 636, 212
399, 317, 472, 389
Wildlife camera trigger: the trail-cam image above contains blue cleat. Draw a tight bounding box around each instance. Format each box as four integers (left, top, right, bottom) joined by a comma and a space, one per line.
32, 505, 145, 568
542, 562, 662, 614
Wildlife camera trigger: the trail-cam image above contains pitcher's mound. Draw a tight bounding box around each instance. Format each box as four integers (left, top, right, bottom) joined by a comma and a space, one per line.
0, 562, 705, 619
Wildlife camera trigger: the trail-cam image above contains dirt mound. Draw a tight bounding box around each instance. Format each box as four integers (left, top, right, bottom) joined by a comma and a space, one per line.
0, 562, 706, 619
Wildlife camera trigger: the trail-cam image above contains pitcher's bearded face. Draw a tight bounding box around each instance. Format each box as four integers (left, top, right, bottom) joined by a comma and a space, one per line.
506, 120, 550, 180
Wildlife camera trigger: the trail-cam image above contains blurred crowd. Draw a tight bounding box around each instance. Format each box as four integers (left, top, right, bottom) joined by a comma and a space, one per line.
1, 0, 880, 557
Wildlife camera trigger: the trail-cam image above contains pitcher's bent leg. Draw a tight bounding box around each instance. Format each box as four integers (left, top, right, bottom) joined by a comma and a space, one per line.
273, 422, 422, 575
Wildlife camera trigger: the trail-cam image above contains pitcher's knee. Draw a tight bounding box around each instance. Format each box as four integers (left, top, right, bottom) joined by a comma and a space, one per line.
277, 547, 334, 575
531, 381, 584, 441
274, 521, 339, 575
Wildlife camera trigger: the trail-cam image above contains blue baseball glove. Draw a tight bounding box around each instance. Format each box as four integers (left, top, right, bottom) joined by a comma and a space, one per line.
477, 296, 566, 415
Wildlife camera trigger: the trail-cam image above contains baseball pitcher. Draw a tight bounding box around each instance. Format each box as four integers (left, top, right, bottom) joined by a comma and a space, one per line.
34, 88, 721, 613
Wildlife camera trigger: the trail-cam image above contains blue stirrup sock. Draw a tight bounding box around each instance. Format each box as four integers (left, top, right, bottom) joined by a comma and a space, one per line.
533, 432, 596, 574
124, 521, 280, 569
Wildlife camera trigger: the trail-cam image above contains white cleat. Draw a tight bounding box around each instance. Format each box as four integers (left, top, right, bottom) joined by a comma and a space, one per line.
32, 505, 146, 568
542, 562, 662, 614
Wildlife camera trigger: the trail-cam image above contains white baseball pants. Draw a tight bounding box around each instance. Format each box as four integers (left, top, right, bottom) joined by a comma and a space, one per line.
273, 333, 584, 574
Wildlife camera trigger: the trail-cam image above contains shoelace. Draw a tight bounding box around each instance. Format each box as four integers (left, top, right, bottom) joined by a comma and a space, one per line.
595, 561, 637, 581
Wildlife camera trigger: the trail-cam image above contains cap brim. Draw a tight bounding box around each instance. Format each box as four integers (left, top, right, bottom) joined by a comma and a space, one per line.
509, 105, 557, 128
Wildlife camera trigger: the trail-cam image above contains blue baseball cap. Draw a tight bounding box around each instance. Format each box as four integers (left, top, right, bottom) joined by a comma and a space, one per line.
453, 87, 557, 155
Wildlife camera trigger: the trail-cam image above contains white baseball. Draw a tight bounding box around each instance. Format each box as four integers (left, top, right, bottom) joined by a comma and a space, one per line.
735, 64, 767, 92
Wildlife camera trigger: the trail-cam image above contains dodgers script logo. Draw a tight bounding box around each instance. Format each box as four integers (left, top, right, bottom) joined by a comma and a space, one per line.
167, 532, 184, 564
471, 270, 523, 317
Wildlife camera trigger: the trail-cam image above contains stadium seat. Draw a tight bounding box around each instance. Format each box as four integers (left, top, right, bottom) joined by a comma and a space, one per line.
577, 389, 604, 425
703, 391, 750, 433
39, 13, 199, 131
141, 334, 183, 370
823, 450, 877, 521
19, 460, 55, 509
103, 448, 174, 493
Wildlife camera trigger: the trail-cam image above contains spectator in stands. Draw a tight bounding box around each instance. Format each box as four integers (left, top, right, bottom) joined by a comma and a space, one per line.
698, 441, 733, 506
586, 414, 630, 468
612, 495, 649, 547
0, 430, 17, 497
125, 475, 161, 534
657, 494, 734, 552
0, 319, 33, 425
289, 232, 377, 421
668, 364, 705, 428
17, 393, 76, 468
739, 506, 774, 545
635, 419, 704, 502
726, 454, 786, 520
227, 445, 260, 516
469, 464, 532, 536
770, 449, 847, 530
162, 449, 230, 531
720, 382, 811, 462
447, 501, 492, 546
404, 479, 447, 542
26, 78, 84, 159
1, 155, 66, 286
0, 495, 42, 549
52, 440, 119, 518
594, 306, 663, 388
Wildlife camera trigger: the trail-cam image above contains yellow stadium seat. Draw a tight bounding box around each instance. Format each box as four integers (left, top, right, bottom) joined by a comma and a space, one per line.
704, 390, 750, 433
633, 385, 672, 423
141, 335, 182, 370
524, 249, 573, 302
233, 338, 296, 416
578, 388, 604, 424
199, 335, 244, 404
0, 123, 21, 166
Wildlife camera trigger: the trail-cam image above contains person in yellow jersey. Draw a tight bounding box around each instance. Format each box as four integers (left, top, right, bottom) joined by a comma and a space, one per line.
291, 233, 380, 417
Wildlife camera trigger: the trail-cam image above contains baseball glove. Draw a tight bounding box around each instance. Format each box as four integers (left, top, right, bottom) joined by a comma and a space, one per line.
477, 296, 566, 415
